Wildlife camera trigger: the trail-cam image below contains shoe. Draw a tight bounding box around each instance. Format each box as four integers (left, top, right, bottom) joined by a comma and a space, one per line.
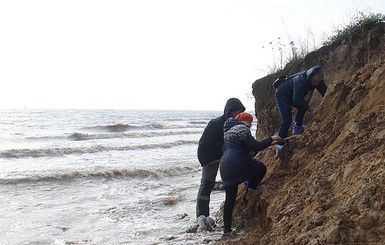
292, 123, 307, 135
196, 215, 215, 232
196, 215, 207, 232
186, 224, 199, 233
242, 180, 249, 188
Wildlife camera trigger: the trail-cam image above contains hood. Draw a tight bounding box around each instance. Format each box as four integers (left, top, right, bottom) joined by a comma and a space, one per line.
223, 118, 243, 132
306, 65, 324, 80
223, 98, 246, 117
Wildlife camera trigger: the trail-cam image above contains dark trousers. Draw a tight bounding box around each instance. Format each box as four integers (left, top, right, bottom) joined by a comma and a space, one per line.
245, 161, 267, 189
196, 160, 219, 218
223, 161, 266, 232
275, 93, 306, 141
224, 185, 238, 233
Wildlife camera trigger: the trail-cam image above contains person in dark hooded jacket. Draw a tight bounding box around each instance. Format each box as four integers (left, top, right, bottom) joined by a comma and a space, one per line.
275, 65, 327, 155
195, 98, 245, 228
220, 112, 282, 234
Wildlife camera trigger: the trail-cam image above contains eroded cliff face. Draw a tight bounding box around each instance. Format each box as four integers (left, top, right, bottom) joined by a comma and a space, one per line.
218, 22, 385, 244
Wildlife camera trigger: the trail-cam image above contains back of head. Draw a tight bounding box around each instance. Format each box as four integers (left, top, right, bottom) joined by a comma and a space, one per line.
223, 98, 246, 117
306, 65, 324, 80
235, 112, 253, 127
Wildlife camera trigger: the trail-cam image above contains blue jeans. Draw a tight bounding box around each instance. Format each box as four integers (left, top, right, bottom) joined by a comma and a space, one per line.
196, 160, 219, 218
275, 93, 306, 140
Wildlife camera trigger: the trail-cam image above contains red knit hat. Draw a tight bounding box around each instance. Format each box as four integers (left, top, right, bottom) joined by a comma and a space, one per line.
235, 112, 253, 127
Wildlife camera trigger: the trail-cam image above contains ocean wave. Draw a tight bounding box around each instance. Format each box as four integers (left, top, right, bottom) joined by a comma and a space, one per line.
26, 135, 67, 141
0, 165, 198, 185
187, 120, 209, 125
84, 123, 140, 132
68, 130, 201, 141
82, 123, 202, 132
0, 140, 198, 159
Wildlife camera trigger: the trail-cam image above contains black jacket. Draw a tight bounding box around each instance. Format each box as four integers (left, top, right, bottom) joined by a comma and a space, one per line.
276, 65, 327, 112
220, 118, 272, 188
197, 98, 245, 166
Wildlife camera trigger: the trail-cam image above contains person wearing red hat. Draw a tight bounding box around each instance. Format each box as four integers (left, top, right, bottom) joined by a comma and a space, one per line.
219, 112, 282, 234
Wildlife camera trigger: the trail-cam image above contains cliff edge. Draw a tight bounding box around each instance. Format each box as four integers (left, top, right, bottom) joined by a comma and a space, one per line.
218, 22, 385, 244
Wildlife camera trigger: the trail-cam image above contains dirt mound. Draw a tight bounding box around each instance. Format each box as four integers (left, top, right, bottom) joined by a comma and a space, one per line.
216, 22, 385, 244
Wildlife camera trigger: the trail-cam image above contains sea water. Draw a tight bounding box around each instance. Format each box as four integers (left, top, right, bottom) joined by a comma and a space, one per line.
0, 109, 227, 244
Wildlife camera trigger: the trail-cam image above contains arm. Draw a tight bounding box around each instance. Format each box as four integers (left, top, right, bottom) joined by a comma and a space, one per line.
197, 121, 215, 165
316, 80, 327, 97
293, 78, 310, 112
242, 129, 273, 152
197, 120, 221, 165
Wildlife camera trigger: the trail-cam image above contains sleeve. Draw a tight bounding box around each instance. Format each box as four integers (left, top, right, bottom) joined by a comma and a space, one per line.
316, 80, 327, 97
293, 79, 310, 112
242, 129, 273, 152
197, 121, 217, 165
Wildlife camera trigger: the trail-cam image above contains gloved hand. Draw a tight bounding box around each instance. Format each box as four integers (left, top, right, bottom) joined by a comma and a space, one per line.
271, 135, 284, 145
293, 123, 307, 135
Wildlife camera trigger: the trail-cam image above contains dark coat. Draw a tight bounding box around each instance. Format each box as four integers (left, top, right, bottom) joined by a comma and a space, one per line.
219, 118, 272, 188
197, 98, 245, 166
276, 65, 327, 112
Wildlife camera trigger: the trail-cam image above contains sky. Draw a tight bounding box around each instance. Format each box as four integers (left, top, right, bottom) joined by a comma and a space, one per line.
1, 0, 384, 111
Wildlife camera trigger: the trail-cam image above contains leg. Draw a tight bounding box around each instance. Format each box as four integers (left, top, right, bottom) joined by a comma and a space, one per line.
196, 160, 219, 218
223, 185, 238, 233
247, 161, 267, 189
294, 109, 306, 126
275, 94, 293, 140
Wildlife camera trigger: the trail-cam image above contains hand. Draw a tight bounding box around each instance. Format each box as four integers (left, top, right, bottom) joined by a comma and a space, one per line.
271, 135, 283, 145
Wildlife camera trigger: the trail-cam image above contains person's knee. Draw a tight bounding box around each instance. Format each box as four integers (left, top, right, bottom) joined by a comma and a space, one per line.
254, 162, 267, 178
259, 163, 267, 175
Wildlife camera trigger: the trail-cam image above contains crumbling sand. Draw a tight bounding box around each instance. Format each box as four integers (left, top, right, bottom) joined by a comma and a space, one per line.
216, 22, 385, 245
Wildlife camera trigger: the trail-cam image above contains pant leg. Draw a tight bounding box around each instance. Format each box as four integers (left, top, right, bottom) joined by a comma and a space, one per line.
275, 93, 293, 141
223, 185, 238, 233
294, 109, 306, 126
247, 161, 267, 189
196, 160, 219, 218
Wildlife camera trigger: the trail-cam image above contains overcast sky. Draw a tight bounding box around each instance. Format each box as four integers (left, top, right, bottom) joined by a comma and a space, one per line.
1, 0, 384, 111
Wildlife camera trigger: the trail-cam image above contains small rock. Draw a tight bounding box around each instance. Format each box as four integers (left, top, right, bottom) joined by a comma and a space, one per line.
320, 202, 333, 211
161, 235, 176, 241
311, 215, 325, 227
186, 224, 198, 233
359, 196, 370, 206
176, 213, 188, 220
307, 238, 322, 245
338, 217, 355, 228
358, 213, 378, 230
334, 207, 348, 217
325, 226, 340, 244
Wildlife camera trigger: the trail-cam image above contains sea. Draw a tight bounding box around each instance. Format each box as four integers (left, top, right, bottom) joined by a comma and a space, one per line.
0, 109, 229, 245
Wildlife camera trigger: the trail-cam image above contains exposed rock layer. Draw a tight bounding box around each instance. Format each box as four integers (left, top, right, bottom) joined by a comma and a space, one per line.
217, 22, 385, 245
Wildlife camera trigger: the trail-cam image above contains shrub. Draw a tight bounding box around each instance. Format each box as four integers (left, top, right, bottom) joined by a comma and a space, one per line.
323, 12, 385, 46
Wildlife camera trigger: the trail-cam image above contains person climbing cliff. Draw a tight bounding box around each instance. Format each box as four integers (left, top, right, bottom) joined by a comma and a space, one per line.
220, 112, 282, 234
195, 98, 246, 231
274, 65, 327, 156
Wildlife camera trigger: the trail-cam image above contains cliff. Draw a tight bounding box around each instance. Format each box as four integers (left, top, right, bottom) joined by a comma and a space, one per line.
217, 22, 385, 244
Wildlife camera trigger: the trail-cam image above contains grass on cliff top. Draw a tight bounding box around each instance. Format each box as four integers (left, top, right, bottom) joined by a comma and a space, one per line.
262, 12, 384, 74
323, 12, 385, 46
